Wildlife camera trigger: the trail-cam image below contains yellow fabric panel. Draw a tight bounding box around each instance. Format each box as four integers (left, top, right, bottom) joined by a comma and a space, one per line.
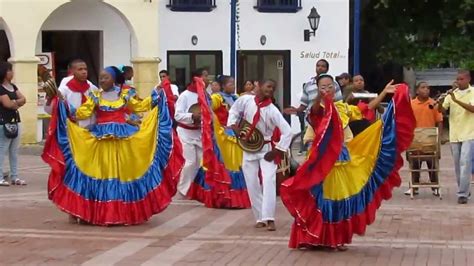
210, 93, 223, 111
348, 104, 363, 121
67, 107, 159, 181
212, 115, 243, 171
322, 120, 383, 200
127, 94, 152, 113
75, 96, 96, 120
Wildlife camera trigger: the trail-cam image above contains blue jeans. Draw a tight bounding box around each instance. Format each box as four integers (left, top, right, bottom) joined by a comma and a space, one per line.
450, 140, 473, 198
0, 123, 21, 180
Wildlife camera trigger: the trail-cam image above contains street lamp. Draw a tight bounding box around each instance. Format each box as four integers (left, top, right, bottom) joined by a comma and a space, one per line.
304, 7, 321, 42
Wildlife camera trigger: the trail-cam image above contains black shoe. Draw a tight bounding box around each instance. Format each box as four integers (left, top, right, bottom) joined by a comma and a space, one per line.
432, 189, 440, 197
458, 197, 468, 204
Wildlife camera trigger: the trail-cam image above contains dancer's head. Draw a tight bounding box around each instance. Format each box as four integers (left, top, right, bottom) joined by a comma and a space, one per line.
352, 75, 365, 91
243, 80, 255, 93
210, 81, 221, 94
257, 79, 276, 99
218, 75, 235, 94
100, 66, 124, 90
191, 68, 210, 86
122, 66, 134, 81
70, 59, 88, 82
317, 74, 336, 99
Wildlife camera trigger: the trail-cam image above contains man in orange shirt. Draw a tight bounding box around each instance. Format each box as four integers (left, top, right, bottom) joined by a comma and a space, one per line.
405, 82, 443, 196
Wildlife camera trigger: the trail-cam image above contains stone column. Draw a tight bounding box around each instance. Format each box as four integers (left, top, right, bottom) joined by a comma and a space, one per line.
131, 57, 161, 98
8, 57, 40, 144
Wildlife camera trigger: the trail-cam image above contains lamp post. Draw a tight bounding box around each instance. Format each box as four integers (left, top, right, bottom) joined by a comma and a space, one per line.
304, 7, 320, 42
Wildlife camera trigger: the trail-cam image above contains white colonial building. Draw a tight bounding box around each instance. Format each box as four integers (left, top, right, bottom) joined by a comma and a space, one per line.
159, 0, 350, 131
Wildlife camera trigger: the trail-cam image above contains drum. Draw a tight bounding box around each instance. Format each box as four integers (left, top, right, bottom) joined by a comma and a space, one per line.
407, 127, 440, 157
276, 151, 291, 196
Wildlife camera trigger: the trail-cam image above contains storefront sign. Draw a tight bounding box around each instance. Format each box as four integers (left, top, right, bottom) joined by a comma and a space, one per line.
299, 51, 346, 59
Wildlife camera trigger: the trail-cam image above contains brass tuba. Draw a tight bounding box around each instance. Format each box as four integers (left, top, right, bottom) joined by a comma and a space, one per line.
235, 119, 264, 152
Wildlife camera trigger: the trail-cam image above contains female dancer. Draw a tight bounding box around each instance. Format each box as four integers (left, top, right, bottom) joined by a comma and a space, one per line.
182, 74, 250, 208
43, 66, 183, 225
281, 74, 415, 249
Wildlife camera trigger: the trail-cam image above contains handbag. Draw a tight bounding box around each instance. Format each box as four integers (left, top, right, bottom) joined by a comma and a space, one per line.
2, 117, 18, 139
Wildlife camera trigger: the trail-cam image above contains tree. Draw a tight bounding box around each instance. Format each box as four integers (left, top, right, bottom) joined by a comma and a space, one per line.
364, 0, 474, 69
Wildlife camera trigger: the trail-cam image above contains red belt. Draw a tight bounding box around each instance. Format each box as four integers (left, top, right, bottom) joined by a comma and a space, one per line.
177, 122, 200, 130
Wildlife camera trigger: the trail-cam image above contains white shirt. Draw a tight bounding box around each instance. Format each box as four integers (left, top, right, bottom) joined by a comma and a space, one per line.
171, 84, 180, 97
228, 95, 292, 159
174, 90, 201, 144
58, 79, 98, 128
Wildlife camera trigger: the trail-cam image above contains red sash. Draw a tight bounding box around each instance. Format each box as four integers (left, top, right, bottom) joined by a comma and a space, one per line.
67, 78, 90, 104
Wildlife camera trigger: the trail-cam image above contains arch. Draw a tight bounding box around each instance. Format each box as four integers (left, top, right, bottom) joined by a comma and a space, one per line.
0, 17, 14, 60
36, 0, 139, 68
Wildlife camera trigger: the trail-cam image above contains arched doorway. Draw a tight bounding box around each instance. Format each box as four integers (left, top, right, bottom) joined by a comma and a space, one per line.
0, 19, 12, 62
36, 0, 138, 84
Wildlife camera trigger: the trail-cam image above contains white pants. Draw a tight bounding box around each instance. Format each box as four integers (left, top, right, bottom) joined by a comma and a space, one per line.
242, 155, 277, 222
178, 141, 202, 196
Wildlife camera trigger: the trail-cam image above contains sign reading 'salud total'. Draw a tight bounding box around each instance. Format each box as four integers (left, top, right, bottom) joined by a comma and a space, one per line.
300, 51, 346, 59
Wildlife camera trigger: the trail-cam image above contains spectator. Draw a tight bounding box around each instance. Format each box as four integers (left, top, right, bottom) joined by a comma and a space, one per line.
337, 72, 352, 101
283, 59, 342, 116
0, 61, 26, 186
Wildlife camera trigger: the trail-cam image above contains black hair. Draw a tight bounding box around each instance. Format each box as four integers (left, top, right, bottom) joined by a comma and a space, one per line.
0, 61, 13, 82
191, 67, 207, 79
69, 59, 86, 69
122, 66, 133, 74
316, 74, 334, 85
316, 59, 329, 70
458, 69, 471, 78
415, 81, 428, 90
218, 75, 233, 88
260, 78, 277, 86
109, 66, 125, 85
159, 70, 169, 76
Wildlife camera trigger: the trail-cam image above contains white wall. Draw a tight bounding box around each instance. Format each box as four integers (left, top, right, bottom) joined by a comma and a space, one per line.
158, 0, 231, 73
35, 0, 135, 68
158, 0, 350, 131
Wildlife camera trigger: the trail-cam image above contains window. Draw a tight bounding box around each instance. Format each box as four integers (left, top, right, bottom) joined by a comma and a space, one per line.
254, 0, 302, 13
167, 0, 216, 12
167, 51, 222, 93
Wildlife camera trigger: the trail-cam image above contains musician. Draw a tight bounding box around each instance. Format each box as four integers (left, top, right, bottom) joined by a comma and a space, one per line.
228, 79, 292, 231
438, 70, 474, 204
404, 81, 443, 196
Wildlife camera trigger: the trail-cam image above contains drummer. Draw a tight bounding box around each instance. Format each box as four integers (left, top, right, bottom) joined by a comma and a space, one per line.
404, 82, 443, 197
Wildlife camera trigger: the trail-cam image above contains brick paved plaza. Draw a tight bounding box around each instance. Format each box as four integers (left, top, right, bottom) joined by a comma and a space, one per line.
0, 144, 473, 266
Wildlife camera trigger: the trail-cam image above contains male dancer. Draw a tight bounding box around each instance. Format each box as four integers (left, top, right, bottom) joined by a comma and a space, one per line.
228, 79, 292, 231
174, 68, 210, 196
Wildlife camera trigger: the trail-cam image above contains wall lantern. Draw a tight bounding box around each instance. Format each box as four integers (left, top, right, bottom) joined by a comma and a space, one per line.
191, 35, 198, 46
304, 7, 321, 42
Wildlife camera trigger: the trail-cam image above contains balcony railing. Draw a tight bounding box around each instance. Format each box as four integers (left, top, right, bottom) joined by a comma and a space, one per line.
254, 0, 302, 13
167, 0, 216, 12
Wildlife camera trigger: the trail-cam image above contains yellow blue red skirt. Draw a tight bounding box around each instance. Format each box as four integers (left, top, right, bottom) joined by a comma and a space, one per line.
42, 92, 184, 225
186, 116, 250, 208
281, 85, 415, 248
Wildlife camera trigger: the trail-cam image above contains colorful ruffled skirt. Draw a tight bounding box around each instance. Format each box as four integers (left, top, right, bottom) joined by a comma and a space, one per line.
42, 93, 184, 225
281, 85, 415, 248
186, 116, 251, 208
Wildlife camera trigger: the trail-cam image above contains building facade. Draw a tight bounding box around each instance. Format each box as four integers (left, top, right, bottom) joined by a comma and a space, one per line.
159, 0, 350, 131
1, 0, 350, 143
0, 0, 160, 143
